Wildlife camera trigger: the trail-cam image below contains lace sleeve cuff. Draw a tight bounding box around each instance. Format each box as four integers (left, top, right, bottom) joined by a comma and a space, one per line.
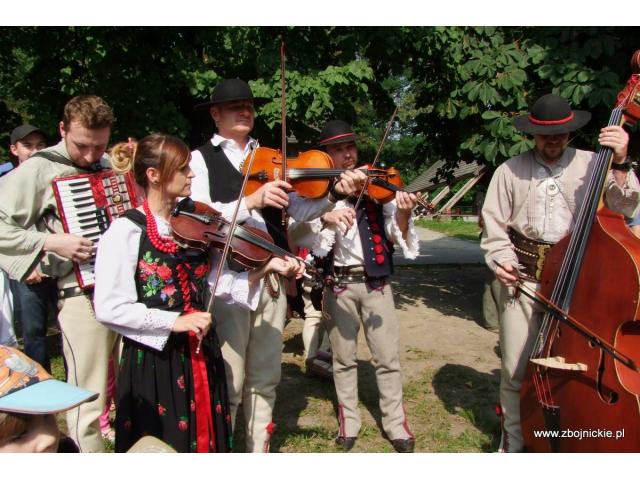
388, 213, 420, 259
605, 170, 640, 218
130, 309, 179, 351
312, 223, 337, 258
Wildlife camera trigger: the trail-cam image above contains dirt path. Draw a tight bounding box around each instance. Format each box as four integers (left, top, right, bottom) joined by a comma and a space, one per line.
271, 264, 502, 453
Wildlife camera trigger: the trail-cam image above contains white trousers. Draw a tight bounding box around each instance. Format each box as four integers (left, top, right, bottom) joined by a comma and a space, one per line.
214, 278, 287, 453
58, 294, 120, 452
323, 281, 413, 441
498, 280, 542, 452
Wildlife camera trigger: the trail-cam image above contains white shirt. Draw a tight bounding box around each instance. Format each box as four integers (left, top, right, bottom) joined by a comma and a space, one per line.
190, 134, 336, 233
530, 152, 575, 243
94, 211, 261, 351
289, 199, 420, 263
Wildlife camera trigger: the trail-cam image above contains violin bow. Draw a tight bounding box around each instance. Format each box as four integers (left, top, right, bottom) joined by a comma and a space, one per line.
280, 39, 288, 227
352, 106, 399, 212
494, 261, 639, 372
197, 145, 260, 353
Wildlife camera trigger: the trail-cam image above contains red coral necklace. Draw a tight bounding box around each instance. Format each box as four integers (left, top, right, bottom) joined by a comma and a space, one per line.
143, 200, 179, 254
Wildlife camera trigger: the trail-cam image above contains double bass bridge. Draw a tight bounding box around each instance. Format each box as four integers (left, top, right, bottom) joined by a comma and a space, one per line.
530, 356, 588, 372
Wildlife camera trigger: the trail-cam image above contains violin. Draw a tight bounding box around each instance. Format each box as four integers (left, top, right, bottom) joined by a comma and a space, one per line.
242, 147, 334, 199
169, 197, 320, 282
356, 163, 433, 211
242, 147, 431, 210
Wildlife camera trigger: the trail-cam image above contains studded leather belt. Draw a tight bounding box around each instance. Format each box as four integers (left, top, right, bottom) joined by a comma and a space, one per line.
58, 286, 91, 299
330, 265, 387, 286
334, 265, 365, 275
508, 228, 555, 282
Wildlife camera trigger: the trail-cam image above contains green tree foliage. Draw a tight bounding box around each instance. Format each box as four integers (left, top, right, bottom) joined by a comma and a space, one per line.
408, 27, 639, 173
1, 26, 637, 179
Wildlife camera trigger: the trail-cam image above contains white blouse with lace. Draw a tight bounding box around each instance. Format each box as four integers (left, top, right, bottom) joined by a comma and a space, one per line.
94, 211, 261, 351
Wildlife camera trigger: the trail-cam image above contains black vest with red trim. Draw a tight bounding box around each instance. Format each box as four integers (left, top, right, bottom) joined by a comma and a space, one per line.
356, 200, 394, 278
196, 141, 290, 253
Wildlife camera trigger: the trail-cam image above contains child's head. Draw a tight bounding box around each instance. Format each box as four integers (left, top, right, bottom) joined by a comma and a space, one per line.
0, 346, 97, 452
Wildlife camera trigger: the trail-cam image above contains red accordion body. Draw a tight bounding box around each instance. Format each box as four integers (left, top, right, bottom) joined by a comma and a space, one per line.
52, 170, 142, 290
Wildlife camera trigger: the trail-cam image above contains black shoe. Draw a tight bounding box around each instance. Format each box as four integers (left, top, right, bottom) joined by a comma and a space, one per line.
391, 438, 415, 453
335, 436, 357, 451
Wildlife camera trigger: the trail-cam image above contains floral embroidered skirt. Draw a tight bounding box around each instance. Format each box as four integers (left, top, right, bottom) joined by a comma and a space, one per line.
115, 331, 233, 452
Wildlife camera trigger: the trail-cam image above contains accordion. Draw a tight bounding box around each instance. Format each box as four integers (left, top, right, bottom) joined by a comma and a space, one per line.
52, 170, 142, 290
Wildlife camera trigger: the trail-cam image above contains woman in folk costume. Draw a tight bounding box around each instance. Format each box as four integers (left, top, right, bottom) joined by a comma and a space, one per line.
94, 134, 300, 452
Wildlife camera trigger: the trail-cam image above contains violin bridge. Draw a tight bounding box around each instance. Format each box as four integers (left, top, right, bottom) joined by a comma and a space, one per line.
530, 356, 587, 371
274, 167, 280, 181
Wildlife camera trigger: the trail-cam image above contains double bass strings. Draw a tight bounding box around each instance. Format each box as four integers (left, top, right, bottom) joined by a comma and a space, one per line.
531, 107, 624, 358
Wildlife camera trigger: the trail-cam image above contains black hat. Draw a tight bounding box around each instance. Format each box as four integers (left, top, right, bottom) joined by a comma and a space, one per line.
513, 94, 591, 135
317, 120, 357, 147
194, 78, 270, 110
10, 124, 46, 145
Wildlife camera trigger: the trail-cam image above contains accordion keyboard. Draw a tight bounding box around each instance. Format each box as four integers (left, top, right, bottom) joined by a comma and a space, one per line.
53, 170, 140, 289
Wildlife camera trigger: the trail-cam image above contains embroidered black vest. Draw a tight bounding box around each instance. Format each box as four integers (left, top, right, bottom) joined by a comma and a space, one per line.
196, 141, 289, 253
356, 200, 394, 278
124, 210, 209, 313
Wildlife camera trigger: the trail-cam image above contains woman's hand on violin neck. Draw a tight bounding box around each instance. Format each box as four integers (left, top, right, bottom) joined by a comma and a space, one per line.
248, 256, 305, 284
334, 169, 367, 197
322, 208, 356, 234
172, 311, 212, 340
245, 180, 292, 211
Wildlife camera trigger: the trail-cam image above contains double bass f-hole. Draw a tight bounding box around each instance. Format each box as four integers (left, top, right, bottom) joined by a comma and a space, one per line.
596, 349, 619, 406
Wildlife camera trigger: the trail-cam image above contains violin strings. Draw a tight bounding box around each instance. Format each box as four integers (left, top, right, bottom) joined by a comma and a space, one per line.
286, 168, 389, 179
212, 216, 316, 271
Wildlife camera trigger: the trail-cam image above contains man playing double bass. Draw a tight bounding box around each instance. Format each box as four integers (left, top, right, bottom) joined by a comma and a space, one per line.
481, 93, 640, 452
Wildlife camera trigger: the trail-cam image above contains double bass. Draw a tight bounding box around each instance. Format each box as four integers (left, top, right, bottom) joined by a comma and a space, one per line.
520, 51, 640, 452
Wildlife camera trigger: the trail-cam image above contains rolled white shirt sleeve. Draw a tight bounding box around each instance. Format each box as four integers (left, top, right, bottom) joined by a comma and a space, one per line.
287, 193, 334, 222
94, 216, 179, 351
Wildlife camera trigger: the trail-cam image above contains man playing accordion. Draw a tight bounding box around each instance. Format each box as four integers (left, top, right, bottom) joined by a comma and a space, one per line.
0, 95, 120, 452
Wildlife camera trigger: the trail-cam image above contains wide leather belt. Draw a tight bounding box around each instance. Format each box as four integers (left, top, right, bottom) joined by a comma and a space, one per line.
334, 265, 365, 275
58, 286, 91, 299
331, 265, 387, 286
508, 228, 555, 282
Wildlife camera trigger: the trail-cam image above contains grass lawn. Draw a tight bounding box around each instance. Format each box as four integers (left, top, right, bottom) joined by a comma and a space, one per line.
415, 218, 481, 242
